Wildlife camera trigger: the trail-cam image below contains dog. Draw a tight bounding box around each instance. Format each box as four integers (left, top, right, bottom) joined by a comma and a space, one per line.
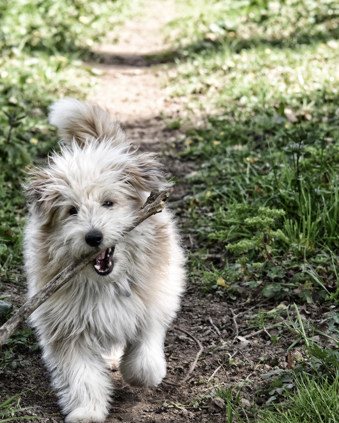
23, 98, 185, 423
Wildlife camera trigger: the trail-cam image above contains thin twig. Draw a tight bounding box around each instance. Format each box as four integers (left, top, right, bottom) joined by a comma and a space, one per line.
164, 326, 204, 386
242, 323, 283, 339
208, 317, 221, 336
0, 191, 169, 346
207, 364, 223, 382
230, 308, 239, 339
175, 326, 204, 384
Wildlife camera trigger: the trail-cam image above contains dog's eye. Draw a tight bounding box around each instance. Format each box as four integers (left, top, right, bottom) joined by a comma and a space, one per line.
102, 201, 114, 208
69, 206, 78, 215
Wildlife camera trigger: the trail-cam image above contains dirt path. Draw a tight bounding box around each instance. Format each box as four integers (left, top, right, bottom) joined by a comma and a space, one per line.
87, 0, 180, 149
81, 3, 286, 422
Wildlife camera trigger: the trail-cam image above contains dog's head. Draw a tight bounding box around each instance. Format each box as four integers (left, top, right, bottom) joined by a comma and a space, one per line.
25, 140, 171, 277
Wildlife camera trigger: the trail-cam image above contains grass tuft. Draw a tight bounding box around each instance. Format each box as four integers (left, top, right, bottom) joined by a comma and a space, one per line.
257, 372, 339, 423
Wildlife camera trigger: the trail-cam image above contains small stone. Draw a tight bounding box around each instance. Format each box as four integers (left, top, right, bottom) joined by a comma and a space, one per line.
241, 398, 251, 408
212, 397, 225, 409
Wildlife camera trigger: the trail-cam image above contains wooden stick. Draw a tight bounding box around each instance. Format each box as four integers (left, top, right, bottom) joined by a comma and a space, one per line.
0, 190, 169, 346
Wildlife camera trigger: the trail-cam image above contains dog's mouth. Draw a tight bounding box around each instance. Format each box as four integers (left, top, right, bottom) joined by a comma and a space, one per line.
93, 247, 115, 276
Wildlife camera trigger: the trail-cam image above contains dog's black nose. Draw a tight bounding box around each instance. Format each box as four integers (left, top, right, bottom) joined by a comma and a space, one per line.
85, 230, 103, 247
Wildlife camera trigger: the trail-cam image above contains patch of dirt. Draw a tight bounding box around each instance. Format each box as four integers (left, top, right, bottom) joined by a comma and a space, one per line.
0, 1, 330, 422
1, 283, 328, 423
87, 0, 184, 149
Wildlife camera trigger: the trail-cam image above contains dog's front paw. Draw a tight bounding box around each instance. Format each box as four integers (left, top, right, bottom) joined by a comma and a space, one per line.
65, 407, 106, 423
120, 347, 166, 387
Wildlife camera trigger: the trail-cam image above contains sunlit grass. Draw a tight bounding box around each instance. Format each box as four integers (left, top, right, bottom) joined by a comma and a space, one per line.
166, 0, 339, 302
258, 373, 339, 423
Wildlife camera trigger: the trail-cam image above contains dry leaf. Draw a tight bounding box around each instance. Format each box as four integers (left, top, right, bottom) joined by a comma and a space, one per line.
236, 336, 251, 348
217, 277, 228, 287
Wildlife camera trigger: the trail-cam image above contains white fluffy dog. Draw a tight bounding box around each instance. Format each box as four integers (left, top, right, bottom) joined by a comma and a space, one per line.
23, 99, 185, 423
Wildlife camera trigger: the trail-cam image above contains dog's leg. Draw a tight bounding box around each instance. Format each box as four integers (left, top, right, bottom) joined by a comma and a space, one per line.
119, 319, 167, 387
42, 338, 112, 423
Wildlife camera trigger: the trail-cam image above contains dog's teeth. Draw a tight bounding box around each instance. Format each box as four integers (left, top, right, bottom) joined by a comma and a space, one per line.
94, 264, 101, 272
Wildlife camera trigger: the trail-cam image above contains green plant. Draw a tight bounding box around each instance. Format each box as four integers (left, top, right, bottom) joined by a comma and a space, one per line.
214, 385, 249, 423
253, 305, 339, 421
0, 391, 35, 422
257, 371, 339, 423
285, 305, 339, 375
0, 328, 39, 375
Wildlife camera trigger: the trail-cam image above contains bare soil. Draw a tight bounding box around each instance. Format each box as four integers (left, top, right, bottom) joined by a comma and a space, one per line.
0, 1, 330, 422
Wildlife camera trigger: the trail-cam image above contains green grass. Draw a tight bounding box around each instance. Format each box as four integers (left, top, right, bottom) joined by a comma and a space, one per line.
165, 0, 339, 421
0, 391, 35, 422
165, 0, 339, 303
256, 306, 339, 422
255, 371, 339, 423
214, 372, 339, 423
211, 305, 339, 422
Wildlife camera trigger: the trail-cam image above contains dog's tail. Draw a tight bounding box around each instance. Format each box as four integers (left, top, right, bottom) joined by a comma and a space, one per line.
48, 98, 125, 146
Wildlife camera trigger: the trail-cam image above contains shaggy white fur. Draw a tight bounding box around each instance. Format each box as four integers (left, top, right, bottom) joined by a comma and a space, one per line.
24, 99, 185, 423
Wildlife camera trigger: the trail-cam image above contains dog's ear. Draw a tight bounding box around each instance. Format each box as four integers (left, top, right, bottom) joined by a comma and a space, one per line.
126, 153, 173, 193
25, 169, 61, 222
